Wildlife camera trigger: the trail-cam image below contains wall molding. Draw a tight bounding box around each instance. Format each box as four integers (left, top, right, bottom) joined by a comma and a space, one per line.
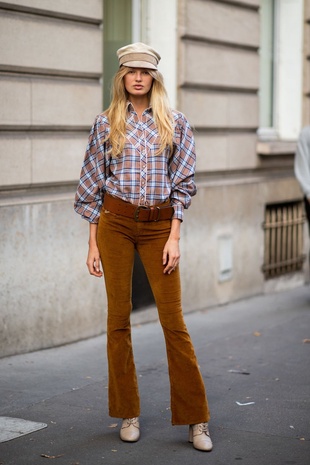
181, 82, 258, 94
0, 2, 102, 25
182, 33, 259, 52
195, 127, 257, 134
210, 0, 260, 12
0, 65, 101, 81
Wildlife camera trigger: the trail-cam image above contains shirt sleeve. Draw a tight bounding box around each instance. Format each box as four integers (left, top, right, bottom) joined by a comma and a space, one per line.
294, 126, 310, 198
74, 115, 109, 223
169, 113, 197, 221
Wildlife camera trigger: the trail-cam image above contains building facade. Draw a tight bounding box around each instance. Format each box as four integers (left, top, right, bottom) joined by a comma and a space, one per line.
0, 0, 308, 357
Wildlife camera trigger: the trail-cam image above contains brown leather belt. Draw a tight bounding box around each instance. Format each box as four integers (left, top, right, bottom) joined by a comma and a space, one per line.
103, 193, 174, 222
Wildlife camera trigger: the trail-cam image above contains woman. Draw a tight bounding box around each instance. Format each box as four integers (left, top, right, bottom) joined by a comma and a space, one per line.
74, 42, 212, 451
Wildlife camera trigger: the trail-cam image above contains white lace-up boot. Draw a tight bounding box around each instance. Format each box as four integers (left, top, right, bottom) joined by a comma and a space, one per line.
120, 417, 140, 442
189, 422, 213, 451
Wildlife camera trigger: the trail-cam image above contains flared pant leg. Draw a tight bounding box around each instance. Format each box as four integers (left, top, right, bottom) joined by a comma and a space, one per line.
137, 220, 210, 425
97, 211, 140, 419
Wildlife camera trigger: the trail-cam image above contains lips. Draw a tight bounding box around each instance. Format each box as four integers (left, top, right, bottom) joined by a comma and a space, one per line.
134, 86, 143, 90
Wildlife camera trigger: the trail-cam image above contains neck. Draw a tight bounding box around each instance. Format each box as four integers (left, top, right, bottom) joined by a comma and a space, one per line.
129, 95, 150, 118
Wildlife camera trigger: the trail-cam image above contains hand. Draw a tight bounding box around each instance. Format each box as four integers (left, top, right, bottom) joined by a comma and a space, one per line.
163, 237, 180, 274
86, 243, 103, 278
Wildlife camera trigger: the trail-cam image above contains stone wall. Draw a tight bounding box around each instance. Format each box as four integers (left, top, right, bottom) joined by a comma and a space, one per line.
180, 175, 304, 312
177, 0, 307, 309
0, 0, 105, 357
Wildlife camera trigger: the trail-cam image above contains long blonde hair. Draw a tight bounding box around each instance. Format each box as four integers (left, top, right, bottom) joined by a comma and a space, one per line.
105, 66, 174, 157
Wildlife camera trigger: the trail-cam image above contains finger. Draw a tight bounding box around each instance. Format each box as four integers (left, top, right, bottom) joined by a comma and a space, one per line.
86, 260, 93, 275
86, 260, 102, 277
167, 260, 180, 274
94, 259, 103, 277
163, 255, 171, 273
94, 258, 100, 273
163, 262, 170, 274
163, 262, 175, 274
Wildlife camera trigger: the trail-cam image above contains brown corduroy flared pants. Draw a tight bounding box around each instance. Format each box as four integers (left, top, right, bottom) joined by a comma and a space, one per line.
97, 209, 210, 425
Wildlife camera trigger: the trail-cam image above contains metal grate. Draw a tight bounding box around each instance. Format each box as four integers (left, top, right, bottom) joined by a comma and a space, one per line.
262, 201, 306, 279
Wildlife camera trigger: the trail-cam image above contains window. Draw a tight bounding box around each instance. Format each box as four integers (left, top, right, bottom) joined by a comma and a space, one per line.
103, 0, 134, 108
258, 0, 303, 140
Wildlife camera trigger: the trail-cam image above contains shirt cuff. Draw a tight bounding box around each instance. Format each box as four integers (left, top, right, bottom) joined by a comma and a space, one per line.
74, 203, 100, 224
172, 203, 184, 221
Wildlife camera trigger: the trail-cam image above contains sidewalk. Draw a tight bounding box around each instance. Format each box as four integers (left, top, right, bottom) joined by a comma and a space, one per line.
0, 286, 309, 465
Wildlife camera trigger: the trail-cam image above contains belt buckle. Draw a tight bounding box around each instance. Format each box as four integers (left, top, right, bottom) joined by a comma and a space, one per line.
134, 205, 149, 222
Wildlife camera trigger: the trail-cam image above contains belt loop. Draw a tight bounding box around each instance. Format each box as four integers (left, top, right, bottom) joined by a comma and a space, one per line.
152, 206, 161, 221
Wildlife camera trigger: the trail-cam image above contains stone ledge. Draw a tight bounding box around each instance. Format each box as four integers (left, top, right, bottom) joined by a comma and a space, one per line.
0, 185, 76, 207
257, 140, 297, 156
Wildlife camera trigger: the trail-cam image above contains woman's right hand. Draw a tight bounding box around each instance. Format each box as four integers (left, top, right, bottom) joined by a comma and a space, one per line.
86, 243, 103, 277
87, 223, 103, 277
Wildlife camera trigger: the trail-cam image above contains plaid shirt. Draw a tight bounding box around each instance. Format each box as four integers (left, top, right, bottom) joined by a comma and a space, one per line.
74, 103, 197, 223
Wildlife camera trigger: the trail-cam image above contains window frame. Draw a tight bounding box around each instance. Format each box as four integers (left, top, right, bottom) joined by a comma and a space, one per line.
258, 0, 304, 141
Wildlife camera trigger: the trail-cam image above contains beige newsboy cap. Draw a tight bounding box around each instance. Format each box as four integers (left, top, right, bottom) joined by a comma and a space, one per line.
117, 42, 161, 70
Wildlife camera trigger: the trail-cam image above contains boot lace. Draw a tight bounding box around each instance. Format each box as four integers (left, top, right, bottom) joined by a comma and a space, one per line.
123, 417, 139, 428
198, 422, 210, 436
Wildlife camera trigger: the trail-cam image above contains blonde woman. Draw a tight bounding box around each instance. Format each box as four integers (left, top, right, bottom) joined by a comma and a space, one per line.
74, 42, 212, 451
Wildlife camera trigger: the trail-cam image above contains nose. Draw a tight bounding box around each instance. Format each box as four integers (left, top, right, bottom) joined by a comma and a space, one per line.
135, 72, 142, 81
